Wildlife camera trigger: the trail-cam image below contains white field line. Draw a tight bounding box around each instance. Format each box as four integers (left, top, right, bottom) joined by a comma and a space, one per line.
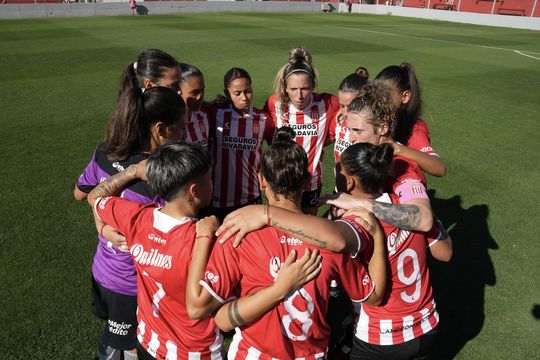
328, 25, 540, 58
513, 50, 540, 60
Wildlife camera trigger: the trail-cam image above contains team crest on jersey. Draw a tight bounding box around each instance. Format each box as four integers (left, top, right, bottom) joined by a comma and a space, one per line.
269, 257, 281, 280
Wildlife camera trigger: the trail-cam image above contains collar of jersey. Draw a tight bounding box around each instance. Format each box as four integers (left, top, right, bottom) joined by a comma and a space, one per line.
153, 208, 196, 233
288, 95, 313, 113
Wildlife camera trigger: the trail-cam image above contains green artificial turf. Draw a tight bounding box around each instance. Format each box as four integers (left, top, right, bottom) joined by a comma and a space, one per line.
0, 12, 539, 359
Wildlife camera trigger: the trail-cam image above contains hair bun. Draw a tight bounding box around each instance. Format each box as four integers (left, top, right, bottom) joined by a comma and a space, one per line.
371, 143, 394, 169
288, 47, 312, 66
274, 126, 296, 144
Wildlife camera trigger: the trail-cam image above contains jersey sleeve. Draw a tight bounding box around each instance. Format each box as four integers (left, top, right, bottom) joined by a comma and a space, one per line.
262, 111, 276, 144
325, 94, 340, 144
339, 256, 375, 303
76, 149, 99, 193
335, 215, 373, 259
407, 119, 438, 156
93, 196, 144, 245
200, 240, 241, 304
264, 95, 279, 124
391, 158, 428, 203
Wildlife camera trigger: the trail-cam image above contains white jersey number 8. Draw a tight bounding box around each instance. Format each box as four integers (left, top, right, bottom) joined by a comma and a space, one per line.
397, 248, 421, 303
282, 288, 314, 341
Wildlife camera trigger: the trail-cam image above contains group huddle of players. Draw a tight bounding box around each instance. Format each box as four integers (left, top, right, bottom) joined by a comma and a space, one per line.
74, 47, 453, 360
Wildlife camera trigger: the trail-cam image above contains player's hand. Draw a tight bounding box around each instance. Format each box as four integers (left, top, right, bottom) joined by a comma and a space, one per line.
216, 205, 266, 247
102, 225, 129, 253
344, 207, 381, 238
196, 216, 220, 241
317, 192, 369, 211
274, 249, 322, 297
330, 205, 346, 220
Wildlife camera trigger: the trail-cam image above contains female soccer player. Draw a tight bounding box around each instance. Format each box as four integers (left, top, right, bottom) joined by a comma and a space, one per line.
375, 63, 447, 177
118, 49, 181, 95
178, 63, 213, 150
186, 127, 388, 359
73, 86, 186, 360
266, 47, 339, 214
209, 67, 275, 221
214, 140, 451, 360
334, 72, 369, 191
339, 143, 452, 360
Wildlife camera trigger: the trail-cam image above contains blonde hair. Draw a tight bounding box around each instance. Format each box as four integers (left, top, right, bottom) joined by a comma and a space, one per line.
273, 47, 319, 105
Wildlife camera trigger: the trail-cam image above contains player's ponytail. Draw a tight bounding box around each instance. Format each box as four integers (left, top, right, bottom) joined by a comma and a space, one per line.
273, 47, 318, 105
118, 49, 179, 94
347, 81, 398, 137
354, 66, 370, 79
341, 143, 394, 194
262, 127, 310, 201
375, 63, 422, 144
105, 86, 186, 161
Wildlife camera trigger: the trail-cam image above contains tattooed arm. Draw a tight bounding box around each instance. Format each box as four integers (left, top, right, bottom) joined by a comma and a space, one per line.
324, 194, 433, 232
216, 205, 377, 254
86, 162, 146, 208
213, 249, 321, 332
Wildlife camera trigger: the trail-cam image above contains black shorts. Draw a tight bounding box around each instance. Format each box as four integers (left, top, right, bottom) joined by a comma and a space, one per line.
207, 197, 262, 222
301, 187, 321, 209
350, 328, 438, 360
92, 276, 138, 350
137, 342, 156, 360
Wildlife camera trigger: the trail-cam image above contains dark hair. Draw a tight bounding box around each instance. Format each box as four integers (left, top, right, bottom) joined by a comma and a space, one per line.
119, 49, 179, 94
274, 47, 318, 105
105, 87, 186, 161
146, 141, 211, 202
354, 66, 370, 79
341, 143, 394, 194
347, 81, 398, 133
224, 67, 251, 89
261, 127, 310, 201
338, 73, 369, 94
179, 62, 203, 84
375, 63, 422, 144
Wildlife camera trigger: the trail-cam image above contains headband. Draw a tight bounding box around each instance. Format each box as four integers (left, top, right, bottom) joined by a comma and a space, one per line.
133, 62, 138, 70
285, 68, 314, 80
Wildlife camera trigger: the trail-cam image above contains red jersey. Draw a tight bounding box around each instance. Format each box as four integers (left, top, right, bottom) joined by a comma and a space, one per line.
354, 193, 442, 345
266, 93, 339, 191
405, 119, 438, 156
385, 155, 428, 204
211, 105, 275, 208
201, 219, 374, 359
94, 197, 223, 359
186, 109, 213, 151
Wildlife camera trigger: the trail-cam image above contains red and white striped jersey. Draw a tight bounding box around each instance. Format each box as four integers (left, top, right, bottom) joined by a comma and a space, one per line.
405, 119, 438, 156
333, 113, 351, 164
94, 197, 223, 359
210, 105, 275, 208
354, 193, 442, 346
185, 109, 213, 151
201, 220, 374, 359
266, 93, 339, 191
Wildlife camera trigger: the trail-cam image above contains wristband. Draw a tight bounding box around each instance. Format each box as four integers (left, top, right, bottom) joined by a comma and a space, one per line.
99, 223, 107, 238
266, 205, 272, 227
196, 235, 212, 240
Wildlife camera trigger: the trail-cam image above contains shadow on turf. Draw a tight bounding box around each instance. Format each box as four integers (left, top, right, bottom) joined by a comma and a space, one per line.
427, 190, 498, 360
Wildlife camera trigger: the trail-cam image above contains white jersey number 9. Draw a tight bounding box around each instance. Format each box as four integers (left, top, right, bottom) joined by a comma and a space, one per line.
282, 288, 314, 341
397, 248, 421, 303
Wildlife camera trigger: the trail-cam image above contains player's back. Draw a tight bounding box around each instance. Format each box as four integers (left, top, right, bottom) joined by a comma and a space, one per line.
354, 193, 439, 346
209, 225, 373, 359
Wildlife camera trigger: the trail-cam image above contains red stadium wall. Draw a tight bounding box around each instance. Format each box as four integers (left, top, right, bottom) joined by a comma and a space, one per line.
377, 0, 539, 17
